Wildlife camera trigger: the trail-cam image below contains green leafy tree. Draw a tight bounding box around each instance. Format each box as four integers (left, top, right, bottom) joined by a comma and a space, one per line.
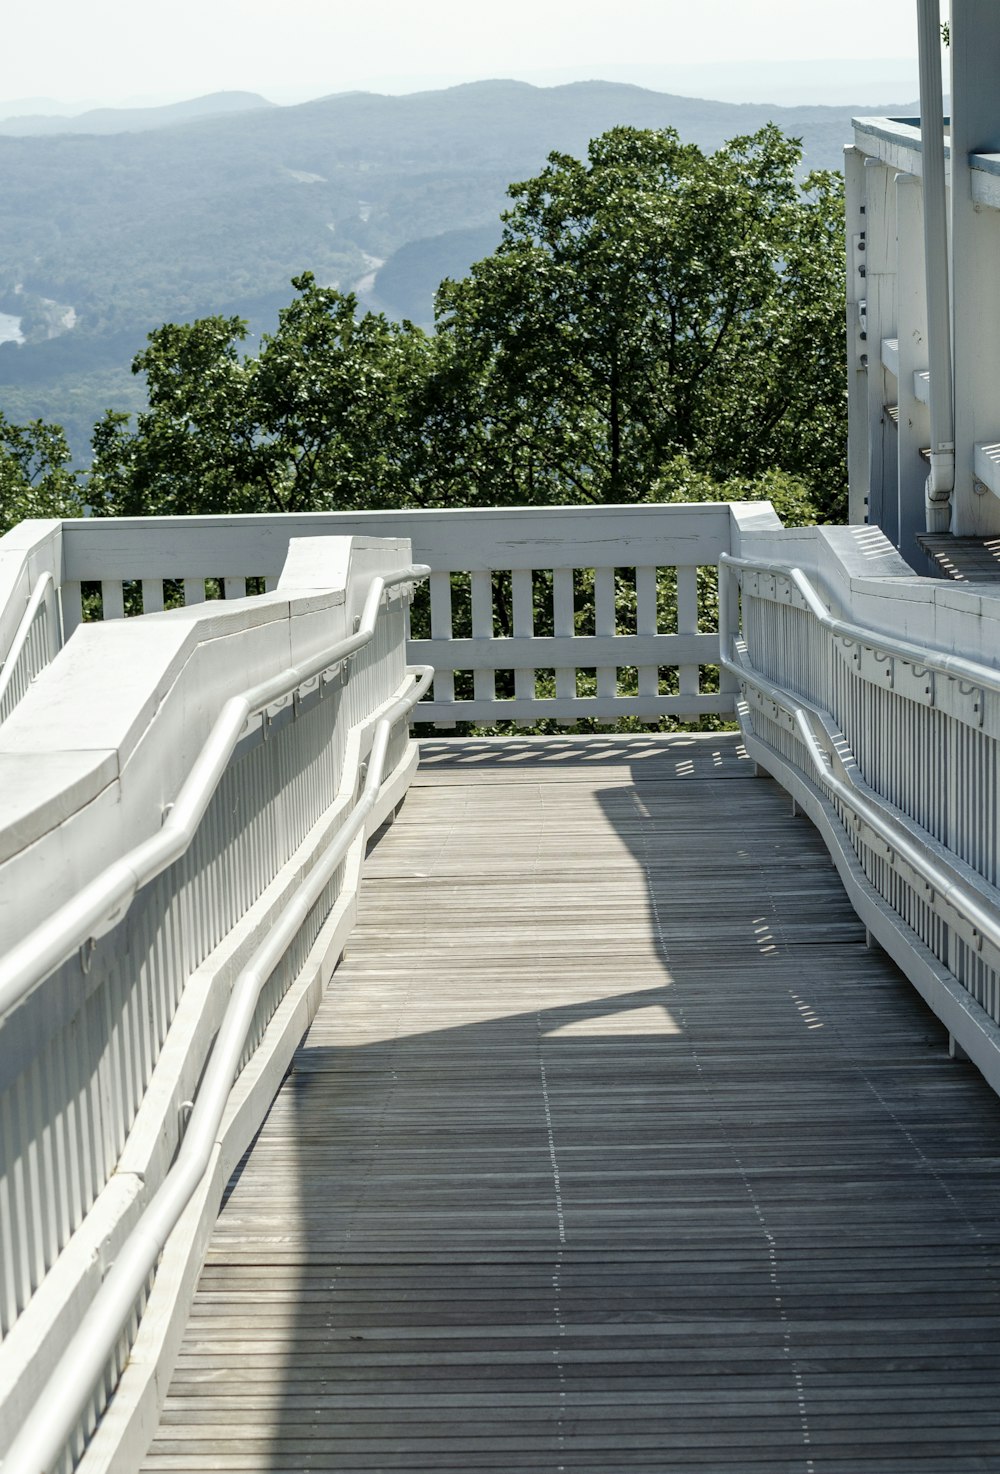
89, 273, 438, 517
434, 125, 846, 517
87, 127, 847, 524
0, 412, 82, 535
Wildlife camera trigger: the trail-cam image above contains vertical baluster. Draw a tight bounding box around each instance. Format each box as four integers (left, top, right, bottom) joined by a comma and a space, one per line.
106, 968, 129, 1161
75, 999, 99, 1217
470, 570, 495, 709
100, 581, 125, 620
594, 566, 616, 708
676, 564, 699, 711
635, 566, 658, 700
134, 914, 155, 1097
0, 1088, 25, 1328
429, 571, 455, 726
183, 578, 206, 606
990, 726, 997, 886
141, 579, 164, 614
552, 568, 576, 722
512, 569, 534, 705
16, 1070, 46, 1297
49, 1033, 72, 1254
32, 1053, 59, 1274
224, 576, 247, 601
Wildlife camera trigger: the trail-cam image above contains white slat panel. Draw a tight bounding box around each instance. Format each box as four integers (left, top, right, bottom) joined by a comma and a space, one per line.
552, 568, 576, 724
141, 580, 164, 614
676, 564, 699, 703
636, 565, 659, 698
100, 581, 125, 621
429, 571, 455, 726
470, 570, 495, 704
512, 569, 534, 703
594, 566, 617, 702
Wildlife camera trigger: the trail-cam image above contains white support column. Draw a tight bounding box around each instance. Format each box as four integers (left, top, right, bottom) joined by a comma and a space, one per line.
862, 159, 898, 540
895, 172, 933, 566
949, 0, 1000, 534
845, 147, 870, 524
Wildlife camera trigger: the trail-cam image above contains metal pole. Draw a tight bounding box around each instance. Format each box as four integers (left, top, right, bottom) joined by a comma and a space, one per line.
917, 0, 955, 531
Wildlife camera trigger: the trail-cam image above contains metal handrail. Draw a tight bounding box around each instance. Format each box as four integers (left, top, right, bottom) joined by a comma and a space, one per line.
0, 569, 58, 719
0, 564, 429, 1019
720, 552, 1000, 697
719, 557, 1000, 958
3, 658, 434, 1474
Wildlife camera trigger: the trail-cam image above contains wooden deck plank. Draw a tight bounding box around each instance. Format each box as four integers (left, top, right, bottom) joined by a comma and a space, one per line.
145, 734, 1000, 1472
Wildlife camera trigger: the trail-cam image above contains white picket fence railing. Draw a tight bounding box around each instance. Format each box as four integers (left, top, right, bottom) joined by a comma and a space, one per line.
0, 503, 783, 731
722, 520, 1000, 1096
0, 529, 427, 1473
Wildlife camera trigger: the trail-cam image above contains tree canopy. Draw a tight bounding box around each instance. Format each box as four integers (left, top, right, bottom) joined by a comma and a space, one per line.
0, 413, 82, 535
4, 123, 847, 530
87, 276, 438, 516
433, 124, 845, 515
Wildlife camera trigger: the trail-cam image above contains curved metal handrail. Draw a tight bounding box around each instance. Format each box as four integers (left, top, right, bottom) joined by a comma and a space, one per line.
0, 564, 430, 1019
3, 659, 434, 1474
719, 555, 1000, 958
720, 551, 1000, 697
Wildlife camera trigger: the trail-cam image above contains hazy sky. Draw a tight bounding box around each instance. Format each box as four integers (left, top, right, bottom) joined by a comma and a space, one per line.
3, 0, 923, 108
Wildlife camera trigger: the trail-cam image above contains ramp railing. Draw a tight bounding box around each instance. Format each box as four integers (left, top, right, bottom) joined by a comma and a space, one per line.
0, 531, 428, 1473
721, 524, 1000, 1094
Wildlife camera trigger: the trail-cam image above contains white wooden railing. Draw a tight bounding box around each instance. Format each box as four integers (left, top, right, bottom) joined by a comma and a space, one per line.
722, 520, 1000, 1095
0, 499, 782, 1472
0, 504, 780, 731
16, 501, 1000, 1470
0, 530, 428, 1473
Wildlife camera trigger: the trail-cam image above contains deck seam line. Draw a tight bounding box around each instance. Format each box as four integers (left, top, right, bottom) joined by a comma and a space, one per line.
850, 1057, 987, 1246
633, 783, 817, 1473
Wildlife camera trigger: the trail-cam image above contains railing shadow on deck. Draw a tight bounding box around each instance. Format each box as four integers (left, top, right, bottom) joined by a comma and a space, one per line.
173, 737, 1000, 1474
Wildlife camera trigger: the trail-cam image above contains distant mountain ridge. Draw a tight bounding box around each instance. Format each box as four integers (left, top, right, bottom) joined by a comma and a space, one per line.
0, 78, 916, 458
0, 91, 274, 135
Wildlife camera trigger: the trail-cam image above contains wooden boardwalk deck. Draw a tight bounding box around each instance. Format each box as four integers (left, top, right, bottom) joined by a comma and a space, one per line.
145, 735, 1000, 1473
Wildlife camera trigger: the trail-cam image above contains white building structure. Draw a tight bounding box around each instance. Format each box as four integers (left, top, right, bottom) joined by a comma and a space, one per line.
848, 0, 1000, 566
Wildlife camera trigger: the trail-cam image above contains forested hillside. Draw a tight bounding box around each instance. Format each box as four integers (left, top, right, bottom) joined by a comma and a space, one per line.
0, 81, 903, 459
78, 126, 845, 524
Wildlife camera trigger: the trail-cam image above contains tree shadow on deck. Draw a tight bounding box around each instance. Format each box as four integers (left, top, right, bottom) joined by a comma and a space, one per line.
156, 736, 1000, 1474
